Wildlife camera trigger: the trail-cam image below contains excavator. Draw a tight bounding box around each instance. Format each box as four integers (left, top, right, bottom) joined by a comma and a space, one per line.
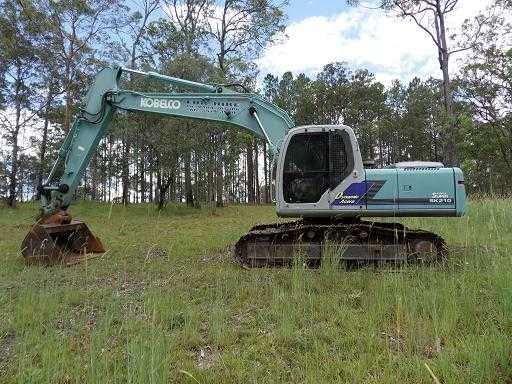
21, 66, 466, 266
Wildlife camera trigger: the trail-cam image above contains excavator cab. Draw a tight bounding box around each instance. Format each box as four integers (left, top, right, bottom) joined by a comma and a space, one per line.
276, 125, 365, 218
280, 127, 357, 205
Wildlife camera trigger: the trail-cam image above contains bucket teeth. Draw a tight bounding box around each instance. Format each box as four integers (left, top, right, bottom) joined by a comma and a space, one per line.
21, 219, 105, 266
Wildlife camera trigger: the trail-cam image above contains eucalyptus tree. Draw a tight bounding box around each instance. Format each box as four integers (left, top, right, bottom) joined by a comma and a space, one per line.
402, 77, 443, 161
0, 0, 45, 207
273, 72, 295, 115
315, 62, 350, 124
343, 69, 386, 161
151, 0, 212, 207
348, 0, 498, 166
206, 0, 287, 76
203, 0, 287, 206
41, 0, 122, 131
456, 7, 512, 192
108, 0, 161, 204
34, 34, 62, 199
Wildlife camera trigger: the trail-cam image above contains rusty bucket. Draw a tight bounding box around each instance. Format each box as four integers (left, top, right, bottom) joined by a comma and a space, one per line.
21, 212, 105, 266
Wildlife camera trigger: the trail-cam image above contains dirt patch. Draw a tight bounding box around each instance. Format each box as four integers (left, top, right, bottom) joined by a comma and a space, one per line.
193, 345, 219, 369
423, 337, 443, 359
144, 246, 168, 261
0, 331, 16, 377
381, 331, 405, 356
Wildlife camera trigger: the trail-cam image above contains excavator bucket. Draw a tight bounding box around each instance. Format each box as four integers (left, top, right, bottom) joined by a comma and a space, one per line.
21, 217, 105, 266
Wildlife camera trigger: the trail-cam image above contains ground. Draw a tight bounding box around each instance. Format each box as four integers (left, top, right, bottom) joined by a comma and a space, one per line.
0, 200, 511, 383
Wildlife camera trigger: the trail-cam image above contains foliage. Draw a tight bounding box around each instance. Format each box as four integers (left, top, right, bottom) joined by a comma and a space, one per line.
264, 63, 444, 165
455, 9, 512, 193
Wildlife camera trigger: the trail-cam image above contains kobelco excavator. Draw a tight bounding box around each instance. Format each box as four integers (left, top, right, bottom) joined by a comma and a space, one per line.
21, 66, 466, 266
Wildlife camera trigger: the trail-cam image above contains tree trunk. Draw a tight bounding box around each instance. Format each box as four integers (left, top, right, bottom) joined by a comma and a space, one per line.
140, 145, 146, 203
254, 141, 260, 204
157, 177, 173, 211
207, 141, 216, 211
63, 61, 73, 131
156, 165, 162, 207
246, 140, 255, 204
36, 91, 52, 200
440, 56, 457, 166
149, 151, 154, 203
435, 6, 457, 166
8, 130, 19, 207
194, 153, 201, 208
102, 143, 107, 201
263, 141, 269, 203
184, 149, 194, 207
7, 65, 22, 208
215, 135, 224, 207
90, 154, 99, 200
108, 135, 113, 202
134, 143, 139, 204
121, 132, 130, 205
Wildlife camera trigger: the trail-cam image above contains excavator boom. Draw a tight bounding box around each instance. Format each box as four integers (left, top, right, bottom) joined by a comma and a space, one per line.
23, 66, 293, 265
38, 67, 292, 216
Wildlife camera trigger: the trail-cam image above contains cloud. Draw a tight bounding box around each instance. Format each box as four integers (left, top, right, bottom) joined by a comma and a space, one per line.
257, 1, 494, 85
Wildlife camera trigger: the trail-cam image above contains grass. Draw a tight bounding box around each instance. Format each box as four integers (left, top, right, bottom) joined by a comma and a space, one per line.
0, 199, 511, 383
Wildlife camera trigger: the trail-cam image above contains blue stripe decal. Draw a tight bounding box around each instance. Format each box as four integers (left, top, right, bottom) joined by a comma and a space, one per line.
331, 181, 382, 206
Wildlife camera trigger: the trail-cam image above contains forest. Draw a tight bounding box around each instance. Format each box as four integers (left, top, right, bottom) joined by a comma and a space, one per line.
1, 0, 511, 210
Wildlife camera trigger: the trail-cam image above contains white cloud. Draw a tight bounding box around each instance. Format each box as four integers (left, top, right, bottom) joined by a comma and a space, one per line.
257, 1, 495, 85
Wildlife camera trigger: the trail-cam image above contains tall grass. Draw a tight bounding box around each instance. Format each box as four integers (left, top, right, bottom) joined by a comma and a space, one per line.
0, 199, 511, 383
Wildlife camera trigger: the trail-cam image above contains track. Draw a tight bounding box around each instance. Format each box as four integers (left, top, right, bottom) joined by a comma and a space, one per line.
234, 219, 446, 267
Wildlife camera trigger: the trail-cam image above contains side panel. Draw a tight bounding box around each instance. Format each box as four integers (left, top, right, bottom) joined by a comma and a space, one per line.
397, 168, 456, 213
363, 169, 399, 213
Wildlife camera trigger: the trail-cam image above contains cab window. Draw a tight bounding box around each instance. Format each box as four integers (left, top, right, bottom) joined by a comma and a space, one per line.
283, 132, 330, 203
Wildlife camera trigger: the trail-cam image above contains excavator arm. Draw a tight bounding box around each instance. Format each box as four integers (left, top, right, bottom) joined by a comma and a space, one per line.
22, 65, 461, 267
40, 66, 293, 216
25, 66, 294, 264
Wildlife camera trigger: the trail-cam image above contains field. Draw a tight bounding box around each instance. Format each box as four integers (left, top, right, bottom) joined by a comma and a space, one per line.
1, 200, 511, 383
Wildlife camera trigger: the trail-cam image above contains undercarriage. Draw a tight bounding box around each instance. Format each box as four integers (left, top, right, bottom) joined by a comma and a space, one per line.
234, 218, 446, 267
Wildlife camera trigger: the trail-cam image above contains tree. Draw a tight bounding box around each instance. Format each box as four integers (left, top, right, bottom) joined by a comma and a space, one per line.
315, 62, 350, 125
204, 0, 286, 207
292, 73, 316, 125
0, 0, 44, 207
111, 0, 160, 204
207, 0, 287, 76
154, 0, 212, 208
43, 0, 121, 131
456, 10, 512, 192
114, 0, 160, 69
348, 0, 496, 166
343, 69, 386, 160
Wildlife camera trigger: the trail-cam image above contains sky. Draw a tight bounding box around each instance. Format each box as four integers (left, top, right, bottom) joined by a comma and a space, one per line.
257, 0, 495, 85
